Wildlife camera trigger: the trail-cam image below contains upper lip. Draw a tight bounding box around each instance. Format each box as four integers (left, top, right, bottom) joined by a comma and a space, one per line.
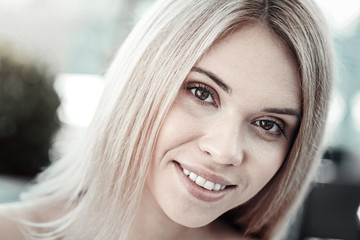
176, 161, 235, 187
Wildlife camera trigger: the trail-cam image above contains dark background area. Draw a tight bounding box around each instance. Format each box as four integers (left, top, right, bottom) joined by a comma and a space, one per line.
0, 45, 60, 177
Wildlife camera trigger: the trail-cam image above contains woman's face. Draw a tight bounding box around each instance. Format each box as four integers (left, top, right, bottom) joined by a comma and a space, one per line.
145, 23, 301, 228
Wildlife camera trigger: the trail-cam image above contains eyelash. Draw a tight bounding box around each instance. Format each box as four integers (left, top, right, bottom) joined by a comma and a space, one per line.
252, 119, 288, 139
185, 81, 219, 107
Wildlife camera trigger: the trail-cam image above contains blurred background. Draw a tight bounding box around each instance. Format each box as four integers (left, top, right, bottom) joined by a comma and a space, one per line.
0, 0, 359, 239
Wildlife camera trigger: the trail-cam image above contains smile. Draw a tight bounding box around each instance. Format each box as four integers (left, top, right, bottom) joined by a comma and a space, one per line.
174, 162, 235, 202
182, 168, 227, 191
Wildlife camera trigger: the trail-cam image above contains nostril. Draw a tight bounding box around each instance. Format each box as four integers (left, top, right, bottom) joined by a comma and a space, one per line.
204, 151, 211, 156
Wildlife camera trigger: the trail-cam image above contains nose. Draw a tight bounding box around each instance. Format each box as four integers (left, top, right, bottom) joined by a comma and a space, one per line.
198, 115, 244, 167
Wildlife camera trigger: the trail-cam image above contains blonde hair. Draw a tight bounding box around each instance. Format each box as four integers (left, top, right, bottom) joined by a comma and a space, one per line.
21, 0, 333, 239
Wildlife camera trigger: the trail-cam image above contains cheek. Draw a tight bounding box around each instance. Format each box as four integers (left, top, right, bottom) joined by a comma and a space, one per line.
155, 106, 183, 155
155, 101, 199, 155
246, 143, 289, 195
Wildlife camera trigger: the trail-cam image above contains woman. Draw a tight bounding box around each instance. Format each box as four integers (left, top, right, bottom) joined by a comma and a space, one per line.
0, 0, 333, 239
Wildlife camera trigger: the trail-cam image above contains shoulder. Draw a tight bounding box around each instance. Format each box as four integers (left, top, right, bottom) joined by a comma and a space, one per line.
0, 202, 28, 240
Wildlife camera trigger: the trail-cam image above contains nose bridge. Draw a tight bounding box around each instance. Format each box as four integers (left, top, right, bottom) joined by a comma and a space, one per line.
199, 112, 243, 166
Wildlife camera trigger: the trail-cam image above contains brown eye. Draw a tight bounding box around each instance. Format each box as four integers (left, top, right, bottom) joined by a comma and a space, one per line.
194, 89, 209, 100
190, 88, 214, 103
185, 81, 218, 107
254, 120, 282, 134
259, 120, 276, 131
253, 119, 288, 139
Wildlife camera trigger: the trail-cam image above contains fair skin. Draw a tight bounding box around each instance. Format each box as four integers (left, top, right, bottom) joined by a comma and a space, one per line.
0, 201, 66, 240
0, 23, 300, 240
130, 23, 301, 240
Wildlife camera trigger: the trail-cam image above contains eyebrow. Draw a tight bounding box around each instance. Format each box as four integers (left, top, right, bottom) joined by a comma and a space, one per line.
191, 67, 232, 94
262, 108, 301, 120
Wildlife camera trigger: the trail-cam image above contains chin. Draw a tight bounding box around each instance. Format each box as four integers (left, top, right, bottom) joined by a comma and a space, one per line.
166, 209, 218, 228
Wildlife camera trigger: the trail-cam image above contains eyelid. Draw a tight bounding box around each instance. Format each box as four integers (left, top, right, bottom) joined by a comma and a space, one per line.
253, 117, 288, 139
185, 81, 220, 107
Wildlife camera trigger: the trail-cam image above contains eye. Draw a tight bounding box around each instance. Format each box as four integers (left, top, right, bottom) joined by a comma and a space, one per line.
185, 82, 218, 107
190, 88, 214, 103
255, 120, 278, 132
254, 120, 287, 138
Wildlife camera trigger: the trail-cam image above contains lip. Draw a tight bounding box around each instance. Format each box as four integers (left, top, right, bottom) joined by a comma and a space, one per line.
174, 161, 235, 202
179, 162, 233, 186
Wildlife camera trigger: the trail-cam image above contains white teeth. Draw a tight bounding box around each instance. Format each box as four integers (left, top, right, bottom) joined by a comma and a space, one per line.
189, 172, 197, 181
213, 183, 221, 191
182, 167, 227, 191
203, 181, 215, 191
195, 176, 206, 187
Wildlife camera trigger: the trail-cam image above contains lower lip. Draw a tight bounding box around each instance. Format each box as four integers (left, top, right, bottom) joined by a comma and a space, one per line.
174, 162, 228, 202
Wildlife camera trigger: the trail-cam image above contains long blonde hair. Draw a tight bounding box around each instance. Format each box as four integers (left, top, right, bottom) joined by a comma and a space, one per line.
22, 0, 333, 239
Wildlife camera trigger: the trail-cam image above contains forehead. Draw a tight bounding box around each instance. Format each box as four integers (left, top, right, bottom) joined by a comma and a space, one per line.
196, 23, 301, 111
